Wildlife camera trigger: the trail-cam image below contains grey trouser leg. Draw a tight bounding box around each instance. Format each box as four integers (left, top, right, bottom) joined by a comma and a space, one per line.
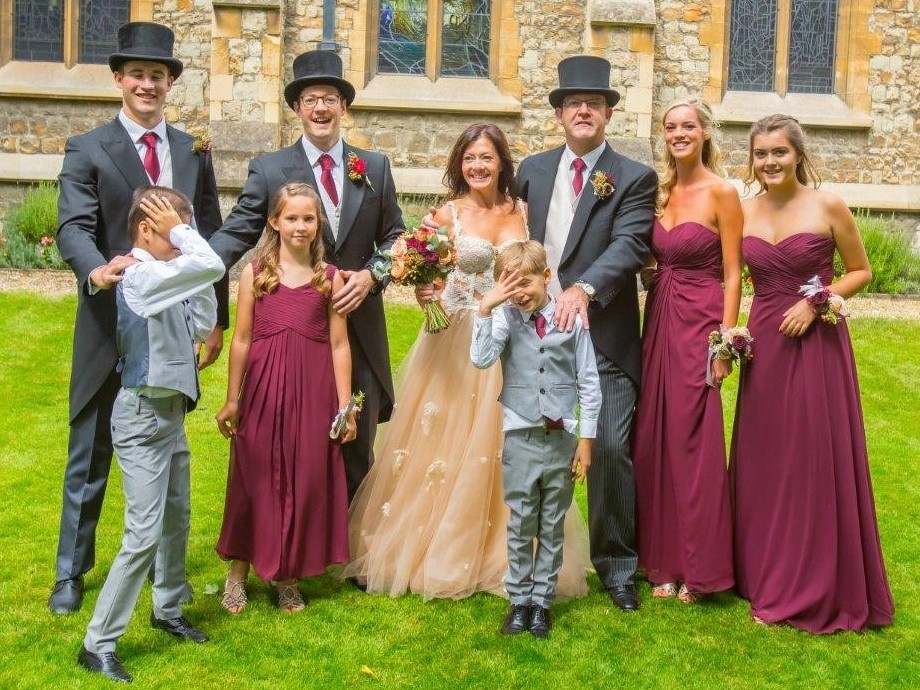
56, 369, 120, 581
342, 332, 382, 503
587, 354, 639, 588
84, 390, 190, 654
502, 428, 577, 609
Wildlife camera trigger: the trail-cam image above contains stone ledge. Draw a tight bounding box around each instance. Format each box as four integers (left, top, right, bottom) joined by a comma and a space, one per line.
730, 179, 920, 212
212, 0, 280, 6
0, 62, 121, 102
589, 0, 656, 27
0, 153, 64, 181
352, 75, 522, 115
714, 91, 873, 130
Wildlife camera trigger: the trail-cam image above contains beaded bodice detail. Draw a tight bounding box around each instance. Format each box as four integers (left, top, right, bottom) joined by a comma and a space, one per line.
439, 200, 529, 314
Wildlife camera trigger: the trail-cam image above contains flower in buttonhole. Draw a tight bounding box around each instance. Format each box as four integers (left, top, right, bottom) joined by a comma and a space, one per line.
591, 171, 616, 199
346, 152, 375, 191
192, 130, 212, 154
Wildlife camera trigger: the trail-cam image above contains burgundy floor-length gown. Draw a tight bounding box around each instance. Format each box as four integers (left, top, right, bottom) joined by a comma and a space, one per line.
216, 264, 349, 581
731, 233, 894, 633
633, 221, 734, 593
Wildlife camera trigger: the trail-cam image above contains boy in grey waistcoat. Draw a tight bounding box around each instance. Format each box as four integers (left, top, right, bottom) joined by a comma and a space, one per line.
471, 240, 600, 639
79, 187, 224, 684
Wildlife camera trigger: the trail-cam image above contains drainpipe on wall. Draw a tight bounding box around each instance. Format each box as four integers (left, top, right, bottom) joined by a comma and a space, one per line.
319, 0, 339, 51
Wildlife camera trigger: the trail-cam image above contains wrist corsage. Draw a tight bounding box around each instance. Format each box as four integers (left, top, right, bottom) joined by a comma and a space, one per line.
346, 152, 375, 192
330, 391, 365, 440
591, 171, 616, 200
798, 275, 846, 325
707, 326, 753, 387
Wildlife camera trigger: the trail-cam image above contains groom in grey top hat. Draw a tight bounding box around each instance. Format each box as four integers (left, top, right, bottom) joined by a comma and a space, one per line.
51, 21, 226, 617
515, 55, 657, 611
209, 49, 404, 504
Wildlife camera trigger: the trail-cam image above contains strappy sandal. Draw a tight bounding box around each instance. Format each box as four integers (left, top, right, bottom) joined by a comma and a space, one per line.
652, 582, 678, 598
678, 583, 701, 604
276, 581, 306, 613
221, 576, 248, 615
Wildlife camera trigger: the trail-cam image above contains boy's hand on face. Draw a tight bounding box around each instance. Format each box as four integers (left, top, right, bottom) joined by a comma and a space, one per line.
479, 268, 525, 316
140, 195, 184, 238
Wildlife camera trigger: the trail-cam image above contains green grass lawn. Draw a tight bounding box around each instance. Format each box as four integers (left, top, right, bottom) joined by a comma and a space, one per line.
0, 293, 917, 689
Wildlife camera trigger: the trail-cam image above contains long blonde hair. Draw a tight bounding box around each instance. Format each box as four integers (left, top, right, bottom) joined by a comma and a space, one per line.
744, 114, 821, 194
253, 182, 329, 297
656, 97, 725, 213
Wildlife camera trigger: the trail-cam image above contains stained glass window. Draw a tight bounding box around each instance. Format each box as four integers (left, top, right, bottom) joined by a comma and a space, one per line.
377, 0, 492, 78
727, 0, 777, 91
788, 0, 838, 93
378, 0, 428, 75
441, 0, 490, 78
13, 0, 65, 62
80, 0, 130, 64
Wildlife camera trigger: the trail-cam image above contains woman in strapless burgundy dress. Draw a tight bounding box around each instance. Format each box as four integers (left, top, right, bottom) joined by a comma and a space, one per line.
633, 98, 742, 604
731, 115, 894, 633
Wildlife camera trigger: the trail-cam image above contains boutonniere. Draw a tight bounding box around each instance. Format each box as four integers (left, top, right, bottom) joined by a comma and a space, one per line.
591, 171, 616, 200
191, 130, 212, 155
346, 152, 375, 192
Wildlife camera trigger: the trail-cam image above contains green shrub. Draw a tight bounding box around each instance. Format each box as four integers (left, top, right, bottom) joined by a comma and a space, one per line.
0, 182, 67, 270
398, 193, 446, 229
835, 212, 920, 294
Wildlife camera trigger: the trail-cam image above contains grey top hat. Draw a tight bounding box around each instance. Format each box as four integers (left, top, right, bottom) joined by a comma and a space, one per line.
108, 22, 183, 79
549, 55, 620, 109
284, 50, 356, 109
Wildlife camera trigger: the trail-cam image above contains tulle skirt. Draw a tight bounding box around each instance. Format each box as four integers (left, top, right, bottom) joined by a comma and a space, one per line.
343, 309, 590, 600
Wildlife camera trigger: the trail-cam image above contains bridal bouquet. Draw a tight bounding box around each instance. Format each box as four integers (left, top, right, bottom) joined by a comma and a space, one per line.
799, 275, 846, 325
371, 226, 456, 333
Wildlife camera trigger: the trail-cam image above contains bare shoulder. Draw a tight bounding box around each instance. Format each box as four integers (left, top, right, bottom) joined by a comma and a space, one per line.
710, 177, 741, 203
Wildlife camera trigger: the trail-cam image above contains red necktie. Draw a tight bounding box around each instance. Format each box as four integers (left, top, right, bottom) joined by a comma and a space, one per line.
572, 157, 586, 197
318, 153, 339, 206
140, 131, 160, 183
530, 312, 547, 339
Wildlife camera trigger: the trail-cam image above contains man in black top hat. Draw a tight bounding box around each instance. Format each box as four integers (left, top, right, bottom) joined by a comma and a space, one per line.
515, 55, 657, 614
209, 50, 404, 509
51, 21, 227, 629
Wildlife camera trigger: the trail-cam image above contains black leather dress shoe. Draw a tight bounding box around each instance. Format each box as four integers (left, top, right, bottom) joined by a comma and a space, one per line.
150, 614, 209, 643
78, 646, 132, 683
609, 583, 640, 612
501, 604, 531, 635
529, 605, 552, 639
49, 577, 84, 615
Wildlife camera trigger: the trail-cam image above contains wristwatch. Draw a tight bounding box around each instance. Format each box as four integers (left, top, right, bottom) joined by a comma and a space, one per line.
574, 281, 596, 300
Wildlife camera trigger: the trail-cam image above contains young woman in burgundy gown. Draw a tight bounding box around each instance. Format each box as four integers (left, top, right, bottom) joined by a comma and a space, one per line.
731, 114, 894, 633
632, 97, 742, 603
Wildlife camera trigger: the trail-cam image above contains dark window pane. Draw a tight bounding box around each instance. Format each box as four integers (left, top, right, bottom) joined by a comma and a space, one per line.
13, 0, 64, 62
788, 0, 838, 93
727, 0, 777, 91
378, 0, 428, 75
441, 0, 490, 78
80, 0, 130, 64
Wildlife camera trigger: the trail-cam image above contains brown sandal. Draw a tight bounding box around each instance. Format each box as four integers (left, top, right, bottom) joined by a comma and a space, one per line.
652, 582, 678, 598
221, 576, 248, 615
678, 583, 701, 604
276, 581, 306, 613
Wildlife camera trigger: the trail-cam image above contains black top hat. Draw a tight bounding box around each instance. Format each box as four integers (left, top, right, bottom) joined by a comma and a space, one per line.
549, 55, 620, 109
108, 22, 183, 79
284, 50, 356, 109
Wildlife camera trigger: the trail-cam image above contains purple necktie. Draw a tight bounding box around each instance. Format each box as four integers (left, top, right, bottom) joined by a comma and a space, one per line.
530, 312, 547, 339
318, 153, 339, 206
572, 157, 586, 197
140, 131, 160, 183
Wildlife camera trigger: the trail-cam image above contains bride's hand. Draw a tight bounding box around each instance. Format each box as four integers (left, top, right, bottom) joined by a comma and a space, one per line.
415, 283, 436, 309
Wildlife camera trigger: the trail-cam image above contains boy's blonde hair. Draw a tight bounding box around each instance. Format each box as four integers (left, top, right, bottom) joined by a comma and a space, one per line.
128, 186, 192, 242
493, 240, 548, 279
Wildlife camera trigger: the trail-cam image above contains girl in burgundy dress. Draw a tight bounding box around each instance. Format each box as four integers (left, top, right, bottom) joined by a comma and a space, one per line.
215, 183, 355, 614
632, 97, 742, 604
732, 115, 894, 632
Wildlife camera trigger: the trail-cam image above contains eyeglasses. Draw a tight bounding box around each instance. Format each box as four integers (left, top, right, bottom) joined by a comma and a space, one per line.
561, 97, 608, 111
299, 94, 342, 109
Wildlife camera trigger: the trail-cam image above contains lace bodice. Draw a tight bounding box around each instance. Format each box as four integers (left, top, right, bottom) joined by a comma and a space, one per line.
440, 200, 529, 314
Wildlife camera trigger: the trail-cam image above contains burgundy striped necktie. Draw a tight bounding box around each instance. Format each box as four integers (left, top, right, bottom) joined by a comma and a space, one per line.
140, 131, 160, 183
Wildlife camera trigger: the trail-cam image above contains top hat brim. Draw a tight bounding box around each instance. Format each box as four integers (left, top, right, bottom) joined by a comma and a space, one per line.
285, 76, 356, 109
109, 52, 184, 79
549, 87, 620, 109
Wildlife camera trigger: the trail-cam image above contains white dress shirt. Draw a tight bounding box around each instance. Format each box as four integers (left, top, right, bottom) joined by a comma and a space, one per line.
470, 296, 601, 438
301, 136, 345, 238
118, 110, 173, 188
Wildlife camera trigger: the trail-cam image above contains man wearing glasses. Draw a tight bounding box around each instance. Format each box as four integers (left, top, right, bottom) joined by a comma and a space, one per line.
515, 55, 657, 613
209, 50, 404, 503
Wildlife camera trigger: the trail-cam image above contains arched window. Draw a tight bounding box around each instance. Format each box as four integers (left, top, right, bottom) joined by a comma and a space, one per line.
728, 0, 839, 95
